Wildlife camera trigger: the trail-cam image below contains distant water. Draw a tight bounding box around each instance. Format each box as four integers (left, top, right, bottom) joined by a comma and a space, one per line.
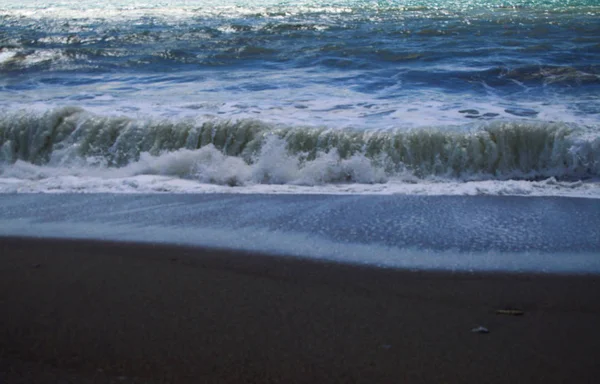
1, 0, 599, 196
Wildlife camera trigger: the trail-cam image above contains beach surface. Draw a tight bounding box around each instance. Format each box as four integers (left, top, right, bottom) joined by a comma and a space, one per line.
1, 236, 600, 383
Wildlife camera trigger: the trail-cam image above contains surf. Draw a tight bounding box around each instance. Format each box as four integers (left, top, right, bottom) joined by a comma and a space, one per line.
1, 107, 598, 185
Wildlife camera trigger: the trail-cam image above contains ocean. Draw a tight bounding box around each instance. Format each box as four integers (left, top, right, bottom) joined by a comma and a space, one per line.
0, 0, 598, 195
0, 0, 599, 272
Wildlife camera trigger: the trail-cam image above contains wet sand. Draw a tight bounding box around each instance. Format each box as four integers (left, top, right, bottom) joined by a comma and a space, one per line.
1, 236, 599, 383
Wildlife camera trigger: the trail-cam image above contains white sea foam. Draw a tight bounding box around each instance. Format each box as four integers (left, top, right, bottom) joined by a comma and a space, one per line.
1, 146, 599, 197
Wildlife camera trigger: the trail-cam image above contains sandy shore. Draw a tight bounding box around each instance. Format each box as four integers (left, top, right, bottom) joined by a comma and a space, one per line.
1, 236, 599, 383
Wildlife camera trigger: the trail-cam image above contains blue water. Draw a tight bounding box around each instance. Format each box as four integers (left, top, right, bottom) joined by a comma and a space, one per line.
0, 0, 599, 194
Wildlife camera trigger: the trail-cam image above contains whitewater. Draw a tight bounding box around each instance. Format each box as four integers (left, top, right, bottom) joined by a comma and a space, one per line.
1, 0, 599, 196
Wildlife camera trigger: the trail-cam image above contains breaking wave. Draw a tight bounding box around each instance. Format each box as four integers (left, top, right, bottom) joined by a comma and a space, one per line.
0, 107, 598, 186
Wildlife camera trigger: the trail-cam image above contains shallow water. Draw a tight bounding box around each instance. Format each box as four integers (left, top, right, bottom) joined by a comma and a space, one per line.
1, 194, 599, 273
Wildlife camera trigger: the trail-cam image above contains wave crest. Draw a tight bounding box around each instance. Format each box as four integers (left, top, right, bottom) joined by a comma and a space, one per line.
0, 107, 598, 184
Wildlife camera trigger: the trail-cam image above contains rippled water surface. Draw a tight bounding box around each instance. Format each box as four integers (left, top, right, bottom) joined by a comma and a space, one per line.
0, 0, 599, 195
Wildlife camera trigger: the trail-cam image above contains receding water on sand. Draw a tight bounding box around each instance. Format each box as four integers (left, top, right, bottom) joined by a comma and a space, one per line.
1, 194, 598, 273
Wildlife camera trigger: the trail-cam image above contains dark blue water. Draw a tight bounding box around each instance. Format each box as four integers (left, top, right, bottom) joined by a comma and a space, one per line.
0, 0, 599, 194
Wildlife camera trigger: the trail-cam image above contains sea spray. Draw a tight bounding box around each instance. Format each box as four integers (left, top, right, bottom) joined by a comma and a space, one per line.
1, 107, 598, 185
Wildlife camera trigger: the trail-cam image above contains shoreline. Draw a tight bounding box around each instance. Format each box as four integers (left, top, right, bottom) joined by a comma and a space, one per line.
1, 193, 600, 274
2, 236, 600, 383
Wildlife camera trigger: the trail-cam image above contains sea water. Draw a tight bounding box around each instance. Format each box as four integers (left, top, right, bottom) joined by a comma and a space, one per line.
1, 0, 599, 196
1, 193, 599, 272
1, 1, 600, 272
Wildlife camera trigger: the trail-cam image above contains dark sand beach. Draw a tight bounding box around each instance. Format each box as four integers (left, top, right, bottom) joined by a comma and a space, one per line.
1, 236, 600, 383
